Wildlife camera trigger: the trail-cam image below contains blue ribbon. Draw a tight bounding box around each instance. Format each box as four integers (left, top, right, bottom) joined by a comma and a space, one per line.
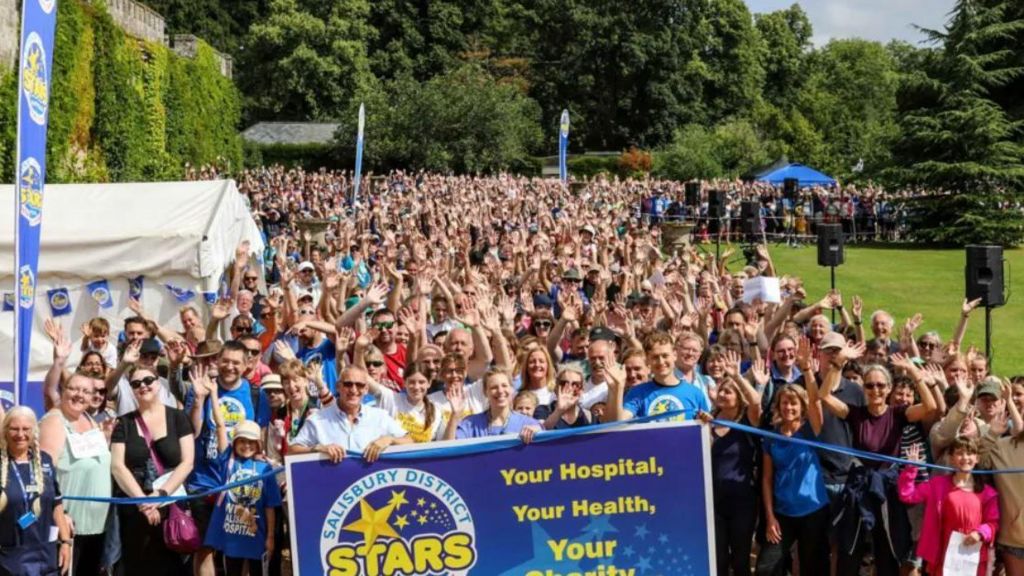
62, 410, 1024, 505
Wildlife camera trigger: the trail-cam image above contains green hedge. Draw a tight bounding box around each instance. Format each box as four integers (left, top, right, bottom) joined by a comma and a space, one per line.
0, 0, 242, 183
567, 155, 620, 178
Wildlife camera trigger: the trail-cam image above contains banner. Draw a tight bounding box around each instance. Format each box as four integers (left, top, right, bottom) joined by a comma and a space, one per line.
352, 102, 365, 208
13, 0, 59, 410
286, 422, 715, 576
558, 109, 570, 184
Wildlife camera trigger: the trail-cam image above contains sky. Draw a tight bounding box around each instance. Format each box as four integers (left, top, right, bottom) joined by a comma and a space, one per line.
745, 0, 957, 46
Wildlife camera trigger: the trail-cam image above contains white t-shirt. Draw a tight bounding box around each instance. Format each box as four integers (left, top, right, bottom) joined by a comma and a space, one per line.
580, 378, 609, 410
375, 387, 444, 443
428, 379, 488, 429
114, 376, 178, 417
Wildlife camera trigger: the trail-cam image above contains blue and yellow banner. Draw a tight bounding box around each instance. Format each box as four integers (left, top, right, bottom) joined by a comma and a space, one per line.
558, 109, 570, 185
13, 0, 58, 410
352, 102, 365, 207
286, 422, 714, 576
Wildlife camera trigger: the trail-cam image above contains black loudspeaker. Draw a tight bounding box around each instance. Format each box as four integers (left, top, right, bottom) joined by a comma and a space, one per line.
708, 190, 725, 219
741, 201, 761, 235
966, 245, 1005, 307
783, 178, 799, 200
817, 224, 844, 267
685, 182, 700, 207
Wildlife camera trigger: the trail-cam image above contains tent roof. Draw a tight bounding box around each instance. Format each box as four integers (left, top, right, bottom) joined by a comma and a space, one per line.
241, 122, 339, 146
755, 163, 836, 186
0, 179, 264, 281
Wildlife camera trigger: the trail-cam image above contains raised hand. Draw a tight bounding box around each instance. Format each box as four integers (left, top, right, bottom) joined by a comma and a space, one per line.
906, 443, 923, 463
355, 327, 379, 350
122, 339, 142, 365
211, 297, 233, 321
750, 358, 770, 388
796, 336, 814, 372
962, 297, 982, 317
363, 283, 389, 307
445, 383, 466, 416
234, 241, 251, 270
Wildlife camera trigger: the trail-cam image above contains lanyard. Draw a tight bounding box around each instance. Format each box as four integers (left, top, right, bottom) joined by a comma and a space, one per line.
10, 458, 36, 511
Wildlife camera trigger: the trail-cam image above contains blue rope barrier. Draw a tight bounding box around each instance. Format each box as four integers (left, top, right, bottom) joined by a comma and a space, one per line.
62, 409, 1024, 505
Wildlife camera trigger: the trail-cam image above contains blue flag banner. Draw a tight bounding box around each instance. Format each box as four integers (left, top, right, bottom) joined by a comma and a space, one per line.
558, 109, 570, 184
164, 283, 196, 303
128, 275, 144, 301
352, 102, 365, 207
13, 0, 58, 410
86, 279, 112, 309
286, 422, 715, 576
2, 293, 13, 312
202, 291, 218, 305
46, 287, 71, 317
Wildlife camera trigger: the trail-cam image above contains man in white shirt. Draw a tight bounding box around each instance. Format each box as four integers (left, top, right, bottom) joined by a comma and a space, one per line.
291, 366, 411, 463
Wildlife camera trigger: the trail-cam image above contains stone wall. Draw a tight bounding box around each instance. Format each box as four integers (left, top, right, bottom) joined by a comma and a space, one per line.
104, 0, 165, 45
0, 0, 18, 71
1, 0, 231, 79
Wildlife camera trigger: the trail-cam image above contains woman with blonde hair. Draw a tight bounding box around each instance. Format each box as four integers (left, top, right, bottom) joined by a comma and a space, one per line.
39, 373, 111, 576
518, 347, 556, 418
0, 406, 72, 575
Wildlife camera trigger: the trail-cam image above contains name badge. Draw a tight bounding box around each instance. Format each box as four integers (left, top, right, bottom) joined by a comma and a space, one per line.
67, 428, 107, 460
18, 511, 37, 530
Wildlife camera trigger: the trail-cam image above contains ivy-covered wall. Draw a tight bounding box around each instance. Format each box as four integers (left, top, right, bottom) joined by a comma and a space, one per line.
0, 0, 242, 183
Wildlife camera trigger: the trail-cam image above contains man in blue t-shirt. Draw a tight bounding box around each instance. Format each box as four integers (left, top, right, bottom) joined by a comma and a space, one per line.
188, 340, 257, 576
604, 332, 709, 422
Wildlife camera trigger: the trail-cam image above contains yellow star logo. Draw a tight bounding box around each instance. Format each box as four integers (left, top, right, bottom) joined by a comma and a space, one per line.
417, 497, 426, 507
394, 514, 409, 530
342, 499, 400, 548
388, 490, 409, 510
417, 514, 428, 525
430, 502, 437, 509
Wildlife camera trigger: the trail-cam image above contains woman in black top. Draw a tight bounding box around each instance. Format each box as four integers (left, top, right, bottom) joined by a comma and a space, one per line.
700, 349, 763, 576
542, 365, 594, 430
110, 368, 194, 576
0, 405, 71, 576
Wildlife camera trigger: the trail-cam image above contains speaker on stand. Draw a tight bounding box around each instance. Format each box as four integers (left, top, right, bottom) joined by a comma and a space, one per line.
817, 224, 845, 322
966, 245, 1007, 365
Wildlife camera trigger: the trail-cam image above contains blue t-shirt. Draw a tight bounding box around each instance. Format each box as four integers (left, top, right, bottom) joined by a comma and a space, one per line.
623, 379, 709, 421
190, 380, 256, 491
297, 338, 337, 392
764, 421, 828, 517
204, 451, 282, 560
456, 411, 540, 439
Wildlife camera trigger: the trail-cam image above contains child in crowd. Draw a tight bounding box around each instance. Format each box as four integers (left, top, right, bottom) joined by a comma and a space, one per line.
513, 391, 539, 418
204, 418, 282, 576
899, 438, 1000, 576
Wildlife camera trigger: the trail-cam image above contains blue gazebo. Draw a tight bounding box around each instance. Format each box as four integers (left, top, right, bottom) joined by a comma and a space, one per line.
755, 163, 837, 187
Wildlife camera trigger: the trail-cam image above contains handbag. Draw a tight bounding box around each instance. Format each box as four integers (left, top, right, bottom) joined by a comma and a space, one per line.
136, 414, 201, 554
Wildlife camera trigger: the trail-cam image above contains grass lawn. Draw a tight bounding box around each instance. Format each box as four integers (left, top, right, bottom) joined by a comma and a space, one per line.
760, 244, 1024, 374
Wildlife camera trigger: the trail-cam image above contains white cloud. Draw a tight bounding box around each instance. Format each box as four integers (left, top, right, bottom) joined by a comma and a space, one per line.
745, 0, 956, 45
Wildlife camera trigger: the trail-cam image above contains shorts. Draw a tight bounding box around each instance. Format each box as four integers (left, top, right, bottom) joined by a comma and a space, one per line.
189, 496, 217, 537
999, 543, 1024, 560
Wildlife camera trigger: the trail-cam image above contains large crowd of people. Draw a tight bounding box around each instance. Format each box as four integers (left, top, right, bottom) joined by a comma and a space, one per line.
2, 165, 1022, 576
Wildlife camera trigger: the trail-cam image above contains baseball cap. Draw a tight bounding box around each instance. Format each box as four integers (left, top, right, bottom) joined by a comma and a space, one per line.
581, 224, 596, 236
819, 332, 846, 350
296, 290, 314, 302
233, 420, 261, 444
533, 294, 554, 309
590, 326, 619, 343
297, 261, 315, 272
140, 338, 162, 356
976, 376, 1001, 398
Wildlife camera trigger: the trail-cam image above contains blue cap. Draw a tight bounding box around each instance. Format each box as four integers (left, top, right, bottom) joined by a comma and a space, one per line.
533, 294, 554, 309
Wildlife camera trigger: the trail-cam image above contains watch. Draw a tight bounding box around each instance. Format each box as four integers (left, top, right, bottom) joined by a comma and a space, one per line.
157, 489, 169, 497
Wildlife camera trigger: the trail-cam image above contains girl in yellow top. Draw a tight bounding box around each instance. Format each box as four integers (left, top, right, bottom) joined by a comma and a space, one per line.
369, 363, 443, 443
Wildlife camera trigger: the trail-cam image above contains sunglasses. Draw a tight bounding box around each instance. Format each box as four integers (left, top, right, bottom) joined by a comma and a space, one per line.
244, 276, 259, 282
93, 388, 107, 396
366, 360, 385, 368
563, 278, 581, 284
340, 380, 367, 390
533, 321, 552, 329
234, 326, 254, 334
557, 379, 583, 388
298, 309, 316, 316
375, 321, 395, 330
244, 348, 261, 356
863, 382, 888, 390
129, 376, 158, 389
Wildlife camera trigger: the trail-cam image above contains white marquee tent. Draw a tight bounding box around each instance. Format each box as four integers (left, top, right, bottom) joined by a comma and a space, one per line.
0, 179, 264, 403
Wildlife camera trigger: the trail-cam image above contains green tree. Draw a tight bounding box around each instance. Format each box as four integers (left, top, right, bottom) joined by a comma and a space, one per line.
238, 0, 376, 121
702, 0, 765, 122
653, 125, 724, 180
335, 64, 542, 173
890, 0, 1024, 245
755, 4, 812, 108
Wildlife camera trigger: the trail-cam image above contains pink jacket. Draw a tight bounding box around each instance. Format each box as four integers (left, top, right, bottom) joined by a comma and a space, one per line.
898, 467, 1000, 570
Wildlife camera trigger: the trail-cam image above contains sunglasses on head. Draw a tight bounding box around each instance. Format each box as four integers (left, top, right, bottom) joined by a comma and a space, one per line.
130, 375, 158, 389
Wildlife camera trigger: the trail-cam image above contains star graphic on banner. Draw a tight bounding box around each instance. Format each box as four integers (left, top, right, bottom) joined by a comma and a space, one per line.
417, 497, 426, 507
647, 546, 655, 554
342, 500, 400, 547
497, 523, 582, 576
634, 524, 650, 539
621, 545, 635, 559
388, 490, 409, 510
417, 514, 428, 525
430, 502, 437, 509
658, 533, 669, 544
581, 515, 618, 540
394, 515, 409, 530
636, 556, 653, 574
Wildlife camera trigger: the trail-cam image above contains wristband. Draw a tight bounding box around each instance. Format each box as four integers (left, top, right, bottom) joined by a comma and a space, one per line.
157, 489, 169, 497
